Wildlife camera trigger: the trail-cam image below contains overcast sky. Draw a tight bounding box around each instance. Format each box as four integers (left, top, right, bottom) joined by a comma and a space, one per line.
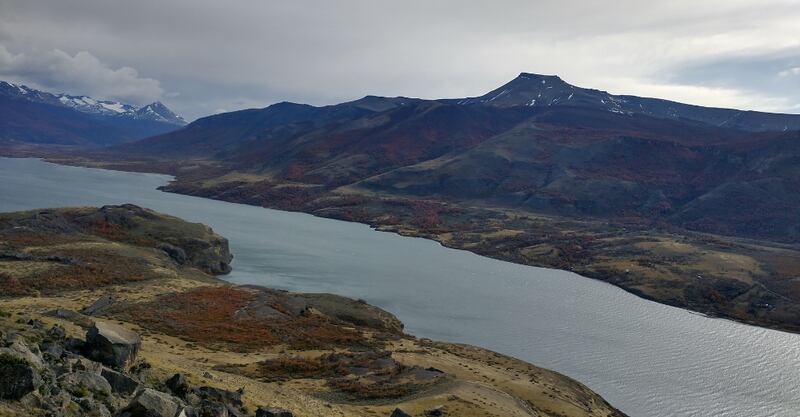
0, 0, 798, 121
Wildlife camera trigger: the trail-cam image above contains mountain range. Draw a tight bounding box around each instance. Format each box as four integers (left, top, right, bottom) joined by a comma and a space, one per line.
115, 73, 800, 243
0, 81, 185, 146
7, 71, 800, 333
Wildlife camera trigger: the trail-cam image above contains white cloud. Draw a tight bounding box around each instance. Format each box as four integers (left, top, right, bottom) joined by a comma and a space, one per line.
0, 45, 163, 104
778, 67, 800, 77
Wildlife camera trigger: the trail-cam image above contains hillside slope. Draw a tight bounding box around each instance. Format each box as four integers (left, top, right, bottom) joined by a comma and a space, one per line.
0, 205, 625, 417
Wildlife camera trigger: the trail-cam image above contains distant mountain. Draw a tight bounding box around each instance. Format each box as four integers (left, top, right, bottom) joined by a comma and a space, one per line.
449, 73, 800, 132
0, 81, 185, 146
114, 72, 800, 243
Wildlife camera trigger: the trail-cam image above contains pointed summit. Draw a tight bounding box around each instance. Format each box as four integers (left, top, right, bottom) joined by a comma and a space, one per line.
454, 72, 620, 110
136, 101, 187, 125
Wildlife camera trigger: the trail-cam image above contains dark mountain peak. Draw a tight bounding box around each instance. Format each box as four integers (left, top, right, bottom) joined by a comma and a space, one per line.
345, 95, 422, 112
269, 101, 314, 109
455, 72, 581, 108
448, 72, 800, 132
515, 72, 565, 83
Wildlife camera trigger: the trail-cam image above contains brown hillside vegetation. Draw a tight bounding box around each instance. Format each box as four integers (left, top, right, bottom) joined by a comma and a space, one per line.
0, 205, 626, 417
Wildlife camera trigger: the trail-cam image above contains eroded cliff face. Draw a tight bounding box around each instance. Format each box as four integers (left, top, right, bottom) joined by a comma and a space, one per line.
0, 205, 626, 417
0, 204, 232, 296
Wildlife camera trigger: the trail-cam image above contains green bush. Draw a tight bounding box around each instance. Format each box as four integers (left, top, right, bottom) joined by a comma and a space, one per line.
0, 352, 29, 366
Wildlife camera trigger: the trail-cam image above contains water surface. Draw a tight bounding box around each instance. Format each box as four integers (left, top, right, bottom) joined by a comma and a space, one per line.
2, 157, 798, 417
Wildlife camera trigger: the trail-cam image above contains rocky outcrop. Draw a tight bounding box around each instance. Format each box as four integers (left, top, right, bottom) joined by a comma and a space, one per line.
0, 205, 234, 285
84, 322, 141, 370
72, 204, 233, 275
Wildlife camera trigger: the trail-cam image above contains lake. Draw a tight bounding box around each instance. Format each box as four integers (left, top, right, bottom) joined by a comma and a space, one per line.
2, 157, 798, 417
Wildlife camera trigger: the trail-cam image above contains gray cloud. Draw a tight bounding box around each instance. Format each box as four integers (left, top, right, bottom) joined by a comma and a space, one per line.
0, 46, 163, 105
0, 0, 798, 120
665, 47, 800, 111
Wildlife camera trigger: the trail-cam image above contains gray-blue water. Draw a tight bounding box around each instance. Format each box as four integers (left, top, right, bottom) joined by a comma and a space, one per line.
1, 157, 798, 417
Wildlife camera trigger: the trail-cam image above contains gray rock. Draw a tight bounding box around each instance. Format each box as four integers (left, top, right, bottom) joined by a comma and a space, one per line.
390, 409, 412, 417
84, 322, 141, 369
194, 386, 242, 409
101, 367, 140, 396
0, 357, 42, 400
47, 324, 67, 340
61, 370, 113, 395
0, 339, 44, 368
425, 405, 445, 416
69, 356, 105, 375
42, 342, 65, 360
181, 237, 233, 275
256, 408, 293, 417
75, 397, 112, 417
82, 294, 117, 316
225, 403, 246, 417
198, 400, 229, 417
159, 243, 188, 265
46, 308, 81, 319
176, 406, 198, 417
166, 373, 189, 398
119, 388, 180, 417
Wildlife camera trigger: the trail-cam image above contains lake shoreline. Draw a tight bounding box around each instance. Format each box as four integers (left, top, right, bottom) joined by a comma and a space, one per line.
25, 150, 800, 338
4, 155, 800, 417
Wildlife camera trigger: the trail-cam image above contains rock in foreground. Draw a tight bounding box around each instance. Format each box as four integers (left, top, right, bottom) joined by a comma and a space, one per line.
85, 321, 141, 369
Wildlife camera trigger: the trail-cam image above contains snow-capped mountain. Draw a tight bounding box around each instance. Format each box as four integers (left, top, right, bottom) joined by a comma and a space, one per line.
0, 81, 186, 126
0, 80, 187, 147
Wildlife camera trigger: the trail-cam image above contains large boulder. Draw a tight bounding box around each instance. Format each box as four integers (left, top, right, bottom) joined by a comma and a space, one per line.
119, 388, 181, 417
84, 322, 141, 369
101, 367, 141, 396
256, 408, 293, 417
60, 370, 112, 395
390, 409, 412, 417
0, 354, 42, 400
1, 336, 44, 368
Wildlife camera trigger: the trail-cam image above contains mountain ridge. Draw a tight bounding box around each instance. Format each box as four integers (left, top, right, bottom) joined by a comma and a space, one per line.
0, 80, 186, 146
26, 70, 800, 338
446, 72, 800, 132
